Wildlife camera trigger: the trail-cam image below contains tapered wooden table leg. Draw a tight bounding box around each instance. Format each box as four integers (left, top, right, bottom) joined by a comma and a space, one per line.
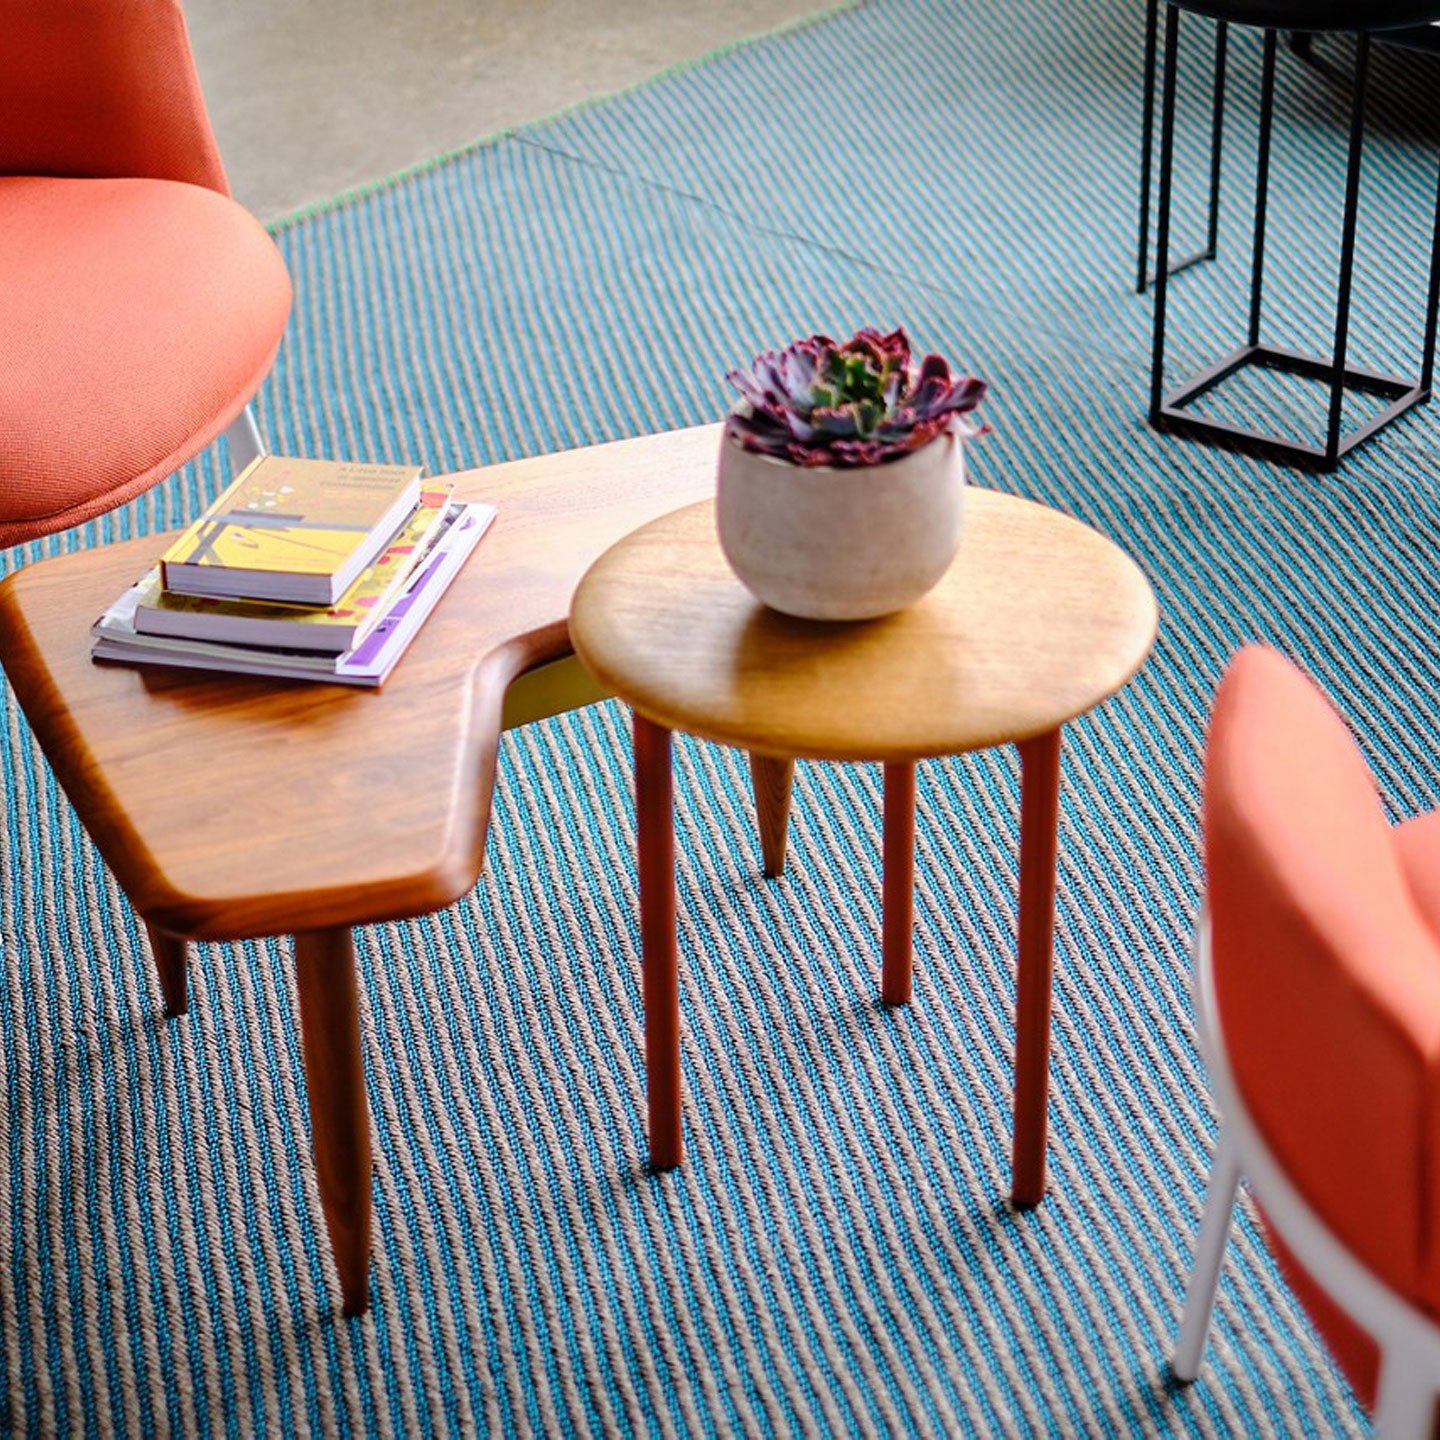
882, 761, 916, 1006
144, 921, 188, 1018
636, 715, 682, 1170
294, 926, 373, 1315
1012, 728, 1062, 1209
748, 753, 795, 878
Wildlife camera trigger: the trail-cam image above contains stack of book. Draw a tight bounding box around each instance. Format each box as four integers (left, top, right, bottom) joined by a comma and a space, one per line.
92, 455, 495, 687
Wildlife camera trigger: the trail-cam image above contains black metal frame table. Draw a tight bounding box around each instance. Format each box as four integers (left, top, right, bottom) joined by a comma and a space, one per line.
1146, 1, 1440, 470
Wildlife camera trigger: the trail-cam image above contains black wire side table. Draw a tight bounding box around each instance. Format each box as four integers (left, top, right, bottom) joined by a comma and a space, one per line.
1148, 2, 1440, 470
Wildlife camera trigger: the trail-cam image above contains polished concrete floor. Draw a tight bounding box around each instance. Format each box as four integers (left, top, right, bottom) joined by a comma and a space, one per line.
186, 0, 832, 222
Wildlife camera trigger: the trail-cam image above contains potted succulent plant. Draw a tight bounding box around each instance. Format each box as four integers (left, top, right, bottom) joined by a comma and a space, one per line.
717, 327, 988, 621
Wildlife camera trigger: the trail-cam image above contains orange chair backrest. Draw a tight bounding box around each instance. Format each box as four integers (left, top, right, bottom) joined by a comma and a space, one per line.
0, 0, 228, 191
1205, 645, 1440, 1313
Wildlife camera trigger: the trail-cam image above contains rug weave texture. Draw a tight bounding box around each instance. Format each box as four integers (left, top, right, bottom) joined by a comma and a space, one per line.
6, 0, 1440, 1433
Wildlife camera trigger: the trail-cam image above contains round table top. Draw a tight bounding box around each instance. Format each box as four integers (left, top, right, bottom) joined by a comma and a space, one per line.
569, 493, 1158, 763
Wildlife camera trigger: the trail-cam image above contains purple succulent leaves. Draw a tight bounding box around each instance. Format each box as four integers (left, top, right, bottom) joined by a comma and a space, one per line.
724, 327, 988, 469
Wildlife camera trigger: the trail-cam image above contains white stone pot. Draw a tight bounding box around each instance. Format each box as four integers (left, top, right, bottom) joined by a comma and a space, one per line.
715, 426, 967, 621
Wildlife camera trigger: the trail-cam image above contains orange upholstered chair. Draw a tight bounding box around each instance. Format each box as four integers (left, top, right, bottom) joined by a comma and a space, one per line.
0, 0, 291, 547
1174, 645, 1440, 1434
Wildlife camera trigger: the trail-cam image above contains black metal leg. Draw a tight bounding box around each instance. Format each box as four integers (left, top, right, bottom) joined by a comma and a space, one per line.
1422, 155, 1440, 393
1137, 2, 1225, 295
1325, 33, 1371, 465
1248, 30, 1278, 349
1150, 4, 1181, 422
1137, 0, 1159, 295
1205, 23, 1228, 260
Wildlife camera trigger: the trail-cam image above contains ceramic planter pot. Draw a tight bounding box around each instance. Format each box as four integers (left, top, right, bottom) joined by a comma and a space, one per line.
715, 426, 966, 621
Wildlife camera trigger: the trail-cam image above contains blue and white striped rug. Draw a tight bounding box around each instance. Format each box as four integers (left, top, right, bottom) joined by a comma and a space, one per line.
6, 0, 1440, 1432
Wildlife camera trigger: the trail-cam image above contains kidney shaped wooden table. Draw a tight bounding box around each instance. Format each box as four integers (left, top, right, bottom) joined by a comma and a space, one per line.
0, 426, 727, 1315
570, 493, 1158, 1207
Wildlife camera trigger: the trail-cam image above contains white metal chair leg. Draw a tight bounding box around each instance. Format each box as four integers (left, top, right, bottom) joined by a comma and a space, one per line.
1173, 1123, 1241, 1383
224, 404, 266, 473
1183, 916, 1440, 1421
1374, 1353, 1437, 1440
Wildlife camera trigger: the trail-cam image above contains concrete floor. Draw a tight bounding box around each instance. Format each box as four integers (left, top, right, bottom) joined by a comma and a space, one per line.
185, 0, 832, 223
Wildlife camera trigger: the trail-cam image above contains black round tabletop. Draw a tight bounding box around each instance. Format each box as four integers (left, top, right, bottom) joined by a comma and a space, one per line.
1168, 0, 1440, 29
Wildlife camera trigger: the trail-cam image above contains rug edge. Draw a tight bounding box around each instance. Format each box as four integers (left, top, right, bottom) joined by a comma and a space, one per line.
264, 0, 865, 237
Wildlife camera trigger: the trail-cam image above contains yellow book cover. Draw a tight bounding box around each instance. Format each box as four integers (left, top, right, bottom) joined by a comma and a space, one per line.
135, 486, 454, 653
160, 454, 423, 602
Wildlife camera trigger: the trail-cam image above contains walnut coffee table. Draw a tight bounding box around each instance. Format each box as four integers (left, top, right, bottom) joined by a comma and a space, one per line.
569, 494, 1158, 1207
0, 425, 733, 1315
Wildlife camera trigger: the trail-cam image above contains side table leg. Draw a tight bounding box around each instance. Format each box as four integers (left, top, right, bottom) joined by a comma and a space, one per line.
144, 921, 188, 1018
636, 715, 682, 1170
882, 761, 916, 1006
1012, 728, 1061, 1209
294, 926, 373, 1315
748, 753, 794, 878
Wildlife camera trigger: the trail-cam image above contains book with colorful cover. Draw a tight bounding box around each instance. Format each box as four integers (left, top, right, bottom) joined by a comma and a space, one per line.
134, 484, 454, 654
92, 502, 495, 688
159, 454, 424, 604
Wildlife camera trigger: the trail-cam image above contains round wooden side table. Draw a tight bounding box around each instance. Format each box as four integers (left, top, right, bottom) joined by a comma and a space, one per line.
570, 492, 1158, 1207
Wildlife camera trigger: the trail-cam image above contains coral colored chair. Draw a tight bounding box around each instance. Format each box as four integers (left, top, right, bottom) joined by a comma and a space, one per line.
1174, 646, 1440, 1435
0, 0, 291, 547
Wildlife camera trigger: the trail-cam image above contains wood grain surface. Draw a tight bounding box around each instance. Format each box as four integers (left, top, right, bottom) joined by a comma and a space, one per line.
746, 754, 794, 878
881, 761, 916, 1008
581, 489, 1157, 1199
634, 715, 682, 1171
294, 926, 373, 1316
144, 921, 189, 1018
569, 493, 1159, 762
1012, 728, 1062, 1208
0, 426, 723, 940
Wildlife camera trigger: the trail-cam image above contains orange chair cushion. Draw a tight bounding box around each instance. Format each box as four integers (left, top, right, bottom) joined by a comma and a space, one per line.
0, 0, 228, 191
1205, 647, 1440, 1319
1395, 810, 1440, 941
1395, 807, 1440, 1316
0, 176, 291, 545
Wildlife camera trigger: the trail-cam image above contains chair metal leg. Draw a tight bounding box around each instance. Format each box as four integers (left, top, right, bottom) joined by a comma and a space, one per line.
224, 404, 266, 474
1173, 1124, 1240, 1383
1373, 1355, 1437, 1439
